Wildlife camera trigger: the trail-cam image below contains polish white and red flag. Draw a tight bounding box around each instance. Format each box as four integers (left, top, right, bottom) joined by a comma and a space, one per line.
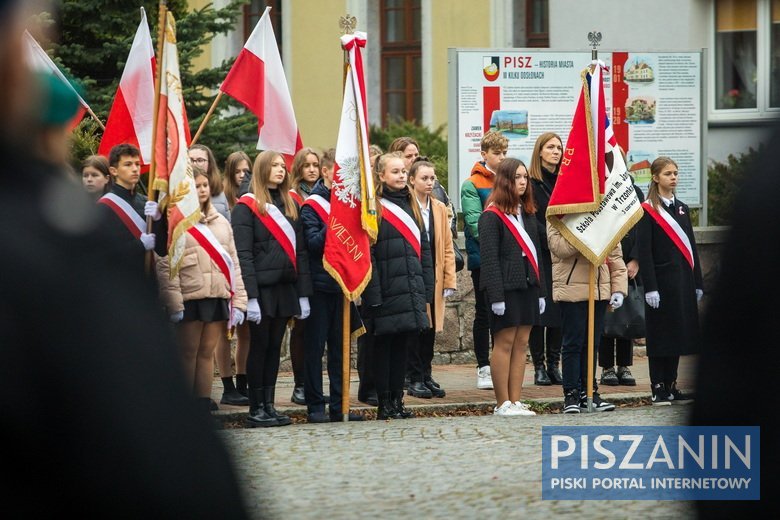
23, 30, 90, 130
98, 7, 156, 166
220, 6, 302, 168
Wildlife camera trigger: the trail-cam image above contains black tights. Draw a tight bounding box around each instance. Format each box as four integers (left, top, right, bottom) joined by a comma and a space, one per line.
247, 316, 288, 389
373, 332, 412, 394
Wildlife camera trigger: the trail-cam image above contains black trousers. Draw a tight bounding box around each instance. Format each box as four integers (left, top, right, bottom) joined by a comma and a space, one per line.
357, 309, 374, 395
529, 326, 562, 368
247, 316, 288, 389
289, 318, 305, 387
560, 300, 607, 393
648, 355, 680, 386
302, 291, 345, 414
373, 332, 412, 394
471, 268, 491, 368
599, 336, 634, 367
407, 308, 435, 383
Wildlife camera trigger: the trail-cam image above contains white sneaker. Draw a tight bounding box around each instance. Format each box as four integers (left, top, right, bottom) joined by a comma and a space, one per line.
477, 366, 493, 389
494, 400, 523, 416
511, 401, 537, 416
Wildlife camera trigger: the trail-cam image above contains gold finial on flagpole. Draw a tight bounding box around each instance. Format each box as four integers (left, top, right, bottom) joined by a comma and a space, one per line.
340, 15, 357, 35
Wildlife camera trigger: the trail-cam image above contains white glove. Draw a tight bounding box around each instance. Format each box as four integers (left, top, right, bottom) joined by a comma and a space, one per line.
491, 301, 506, 316
539, 297, 546, 314
609, 292, 624, 310
297, 297, 311, 320
140, 232, 156, 251
443, 288, 455, 298
144, 201, 162, 221
645, 290, 660, 309
169, 311, 183, 323
230, 307, 245, 327
696, 289, 703, 302
246, 298, 262, 324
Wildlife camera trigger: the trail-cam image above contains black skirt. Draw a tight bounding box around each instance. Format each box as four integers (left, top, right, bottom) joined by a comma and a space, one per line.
488, 287, 540, 335
182, 298, 230, 323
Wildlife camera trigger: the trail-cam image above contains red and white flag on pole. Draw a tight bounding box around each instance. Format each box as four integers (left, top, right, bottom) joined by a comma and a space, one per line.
23, 30, 90, 130
546, 63, 643, 264
322, 31, 376, 300
152, 11, 199, 278
98, 7, 156, 165
219, 6, 302, 168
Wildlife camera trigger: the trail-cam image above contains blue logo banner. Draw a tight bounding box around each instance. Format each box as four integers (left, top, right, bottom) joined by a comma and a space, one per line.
542, 426, 759, 500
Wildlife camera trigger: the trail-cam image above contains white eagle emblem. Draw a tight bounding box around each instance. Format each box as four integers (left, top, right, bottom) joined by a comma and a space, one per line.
333, 155, 362, 208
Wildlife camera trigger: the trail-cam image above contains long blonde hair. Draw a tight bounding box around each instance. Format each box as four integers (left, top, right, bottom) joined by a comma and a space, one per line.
375, 151, 423, 226
250, 150, 298, 219
646, 156, 678, 209
529, 132, 562, 181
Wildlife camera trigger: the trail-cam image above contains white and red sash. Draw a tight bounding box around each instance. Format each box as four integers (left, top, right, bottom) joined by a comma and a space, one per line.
380, 197, 421, 259
289, 189, 304, 206
642, 201, 694, 270
187, 222, 235, 299
238, 193, 297, 270
302, 193, 330, 223
485, 205, 540, 280
98, 192, 145, 240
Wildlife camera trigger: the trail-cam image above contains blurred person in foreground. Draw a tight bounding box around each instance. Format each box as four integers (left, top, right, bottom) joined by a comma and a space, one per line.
0, 2, 250, 517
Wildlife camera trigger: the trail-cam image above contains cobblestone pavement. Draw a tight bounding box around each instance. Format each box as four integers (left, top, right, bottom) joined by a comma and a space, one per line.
221, 405, 696, 519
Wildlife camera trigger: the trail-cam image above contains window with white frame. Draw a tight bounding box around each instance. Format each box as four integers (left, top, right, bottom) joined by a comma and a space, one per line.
712, 0, 780, 118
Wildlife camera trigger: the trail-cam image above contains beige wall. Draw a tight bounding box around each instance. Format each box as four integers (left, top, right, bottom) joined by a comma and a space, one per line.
430, 0, 492, 130
288, 0, 347, 150
188, 0, 211, 73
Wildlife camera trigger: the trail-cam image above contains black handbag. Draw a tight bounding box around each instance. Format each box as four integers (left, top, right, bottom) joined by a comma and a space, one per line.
603, 279, 645, 339
453, 242, 465, 272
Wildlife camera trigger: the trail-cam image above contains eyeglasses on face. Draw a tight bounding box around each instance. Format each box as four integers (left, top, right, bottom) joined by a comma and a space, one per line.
190, 157, 208, 164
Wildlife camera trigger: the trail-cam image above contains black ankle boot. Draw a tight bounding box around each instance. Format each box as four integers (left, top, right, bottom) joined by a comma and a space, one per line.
220, 377, 250, 406
246, 388, 279, 427
547, 363, 563, 385
534, 365, 552, 385
391, 391, 414, 418
263, 386, 291, 426
235, 374, 248, 397
376, 392, 399, 420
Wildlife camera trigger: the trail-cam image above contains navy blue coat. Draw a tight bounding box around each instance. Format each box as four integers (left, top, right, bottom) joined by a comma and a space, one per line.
300, 179, 340, 294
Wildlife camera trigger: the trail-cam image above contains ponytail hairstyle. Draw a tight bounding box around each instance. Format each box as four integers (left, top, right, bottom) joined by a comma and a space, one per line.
486, 157, 536, 215
374, 151, 423, 227
250, 150, 298, 219
223, 150, 252, 208
646, 156, 678, 210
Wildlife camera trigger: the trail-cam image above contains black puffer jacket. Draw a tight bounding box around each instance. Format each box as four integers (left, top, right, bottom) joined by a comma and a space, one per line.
362, 186, 435, 335
478, 208, 546, 304
231, 189, 312, 300
300, 179, 340, 293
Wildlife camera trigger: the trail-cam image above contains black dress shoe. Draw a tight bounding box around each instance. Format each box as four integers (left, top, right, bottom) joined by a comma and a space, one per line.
534, 367, 552, 386
307, 411, 331, 423
407, 381, 433, 398
290, 385, 306, 405
330, 411, 365, 422
425, 376, 442, 389
547, 365, 563, 385
424, 380, 446, 398
358, 388, 379, 406
220, 390, 250, 406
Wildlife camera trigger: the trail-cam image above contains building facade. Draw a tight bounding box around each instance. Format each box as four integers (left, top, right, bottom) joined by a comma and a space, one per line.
194, 0, 777, 164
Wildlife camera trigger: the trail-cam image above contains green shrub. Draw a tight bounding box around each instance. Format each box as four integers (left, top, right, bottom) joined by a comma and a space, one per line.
707, 145, 763, 225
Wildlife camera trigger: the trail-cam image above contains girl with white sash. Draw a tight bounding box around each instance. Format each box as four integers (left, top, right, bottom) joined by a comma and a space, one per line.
478, 158, 545, 417
156, 167, 248, 414
232, 150, 313, 428
638, 156, 703, 405
362, 152, 434, 420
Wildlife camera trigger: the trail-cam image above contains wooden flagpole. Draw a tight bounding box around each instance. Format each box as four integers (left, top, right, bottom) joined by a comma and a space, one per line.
190, 90, 223, 146
145, 0, 167, 275
86, 106, 106, 130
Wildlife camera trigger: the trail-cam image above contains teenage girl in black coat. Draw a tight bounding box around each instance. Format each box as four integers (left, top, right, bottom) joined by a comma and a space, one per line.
232, 150, 312, 427
362, 152, 434, 420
